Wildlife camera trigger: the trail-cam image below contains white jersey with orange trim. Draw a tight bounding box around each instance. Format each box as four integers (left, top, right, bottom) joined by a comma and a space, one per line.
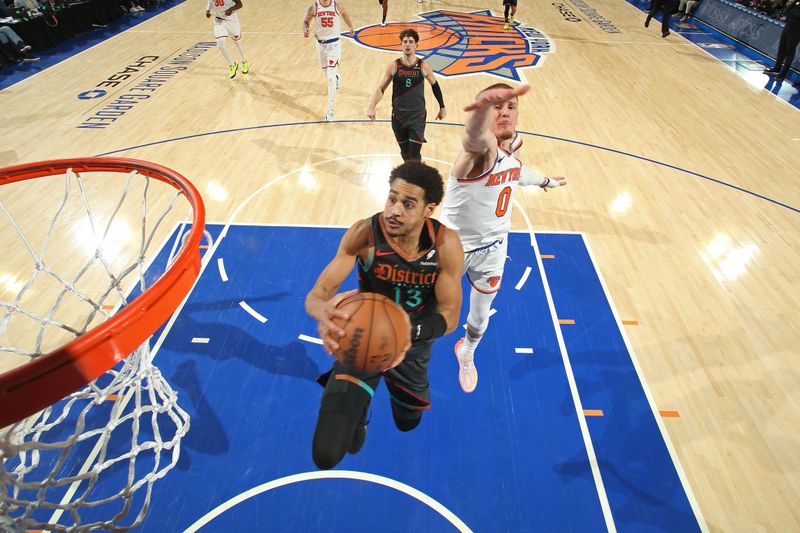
207, 0, 239, 21
441, 133, 524, 251
314, 0, 341, 42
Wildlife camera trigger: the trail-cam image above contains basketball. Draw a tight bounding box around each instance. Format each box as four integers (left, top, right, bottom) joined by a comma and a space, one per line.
355, 23, 462, 52
331, 292, 410, 373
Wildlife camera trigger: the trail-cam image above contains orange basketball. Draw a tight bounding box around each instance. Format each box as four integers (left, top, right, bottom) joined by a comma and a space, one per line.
356, 23, 462, 52
331, 292, 410, 373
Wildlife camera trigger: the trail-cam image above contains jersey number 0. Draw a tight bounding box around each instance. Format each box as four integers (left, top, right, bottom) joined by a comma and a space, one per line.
495, 186, 511, 217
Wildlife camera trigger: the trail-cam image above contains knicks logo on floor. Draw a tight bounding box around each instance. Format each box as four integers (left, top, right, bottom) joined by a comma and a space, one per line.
350, 10, 553, 81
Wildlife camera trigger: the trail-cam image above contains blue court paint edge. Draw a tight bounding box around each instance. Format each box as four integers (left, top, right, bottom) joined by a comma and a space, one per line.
93, 120, 800, 215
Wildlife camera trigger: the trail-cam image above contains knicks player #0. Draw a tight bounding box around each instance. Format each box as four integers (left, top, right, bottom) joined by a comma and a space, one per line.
440, 83, 568, 394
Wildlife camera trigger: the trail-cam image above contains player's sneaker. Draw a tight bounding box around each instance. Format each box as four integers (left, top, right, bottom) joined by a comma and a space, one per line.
229, 63, 238, 78
326, 108, 334, 121
241, 61, 249, 74
454, 338, 478, 393
503, 21, 509, 30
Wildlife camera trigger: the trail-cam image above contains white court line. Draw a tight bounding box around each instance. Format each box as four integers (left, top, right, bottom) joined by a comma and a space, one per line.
513, 198, 617, 532
298, 334, 323, 345
582, 236, 709, 531
514, 348, 534, 354
239, 301, 267, 323
217, 257, 228, 282
514, 266, 532, 290
191, 338, 210, 344
182, 470, 473, 533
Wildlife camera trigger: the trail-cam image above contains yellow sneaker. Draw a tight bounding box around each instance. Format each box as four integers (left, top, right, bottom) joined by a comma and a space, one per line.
503, 22, 509, 30
229, 63, 238, 78
241, 61, 249, 74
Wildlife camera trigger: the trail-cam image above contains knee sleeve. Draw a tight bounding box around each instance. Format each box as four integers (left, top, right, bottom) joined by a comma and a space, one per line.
326, 66, 338, 98
467, 286, 497, 333
312, 374, 373, 469
391, 401, 423, 432
312, 411, 357, 469
405, 141, 421, 161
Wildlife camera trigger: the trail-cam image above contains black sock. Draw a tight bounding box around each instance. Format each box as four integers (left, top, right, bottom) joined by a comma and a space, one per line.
399, 142, 410, 161
406, 142, 421, 161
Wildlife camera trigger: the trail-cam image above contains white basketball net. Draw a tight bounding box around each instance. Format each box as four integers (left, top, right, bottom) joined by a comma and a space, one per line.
0, 167, 197, 531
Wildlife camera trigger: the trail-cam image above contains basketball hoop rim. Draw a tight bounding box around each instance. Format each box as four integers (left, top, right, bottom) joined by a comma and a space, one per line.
0, 157, 205, 428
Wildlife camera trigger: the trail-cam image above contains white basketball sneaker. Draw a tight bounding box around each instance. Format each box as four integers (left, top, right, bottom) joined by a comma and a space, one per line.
454, 338, 478, 393
326, 108, 334, 122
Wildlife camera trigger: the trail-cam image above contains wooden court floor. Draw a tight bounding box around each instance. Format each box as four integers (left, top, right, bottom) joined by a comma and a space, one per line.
1, 0, 799, 530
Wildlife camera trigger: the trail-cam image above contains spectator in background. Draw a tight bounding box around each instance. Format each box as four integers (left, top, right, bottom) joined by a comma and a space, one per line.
678, 0, 700, 21
764, 0, 800, 80
645, 0, 678, 37
121, 1, 146, 13
0, 25, 39, 63
13, 0, 40, 15
0, 1, 13, 19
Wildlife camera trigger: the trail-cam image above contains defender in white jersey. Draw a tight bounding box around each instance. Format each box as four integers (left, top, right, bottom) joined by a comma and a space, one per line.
440, 83, 568, 393
206, 0, 248, 78
303, 0, 355, 121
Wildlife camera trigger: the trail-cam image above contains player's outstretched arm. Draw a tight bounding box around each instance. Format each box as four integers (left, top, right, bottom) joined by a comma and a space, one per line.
367, 62, 395, 120
305, 220, 370, 354
432, 228, 464, 334
303, 3, 315, 38
451, 84, 531, 179
519, 167, 568, 191
423, 62, 446, 120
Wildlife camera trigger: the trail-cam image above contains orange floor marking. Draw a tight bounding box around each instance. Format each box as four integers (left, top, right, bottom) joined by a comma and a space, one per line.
660, 410, 680, 418
540, 254, 555, 259
106, 394, 118, 402
622, 320, 639, 325
558, 319, 575, 325
583, 409, 604, 417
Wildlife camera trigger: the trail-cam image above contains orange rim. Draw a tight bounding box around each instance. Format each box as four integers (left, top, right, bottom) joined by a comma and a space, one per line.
0, 157, 205, 428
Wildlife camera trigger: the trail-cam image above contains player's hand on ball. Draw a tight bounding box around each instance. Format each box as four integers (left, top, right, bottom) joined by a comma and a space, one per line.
464, 84, 530, 112
317, 289, 358, 355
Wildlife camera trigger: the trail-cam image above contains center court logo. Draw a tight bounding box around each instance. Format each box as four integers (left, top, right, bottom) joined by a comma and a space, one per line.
351, 9, 553, 81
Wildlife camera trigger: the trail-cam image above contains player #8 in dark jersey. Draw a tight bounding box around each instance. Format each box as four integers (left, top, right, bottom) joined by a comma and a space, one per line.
392, 58, 426, 113
357, 213, 443, 320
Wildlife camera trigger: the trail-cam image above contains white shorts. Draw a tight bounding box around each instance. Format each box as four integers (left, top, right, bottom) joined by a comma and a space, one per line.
213, 17, 241, 40
316, 39, 341, 68
463, 238, 507, 294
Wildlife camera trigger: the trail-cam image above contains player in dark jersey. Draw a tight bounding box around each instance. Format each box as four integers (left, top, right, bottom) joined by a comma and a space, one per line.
366, 29, 447, 162
305, 161, 464, 470
503, 0, 518, 30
